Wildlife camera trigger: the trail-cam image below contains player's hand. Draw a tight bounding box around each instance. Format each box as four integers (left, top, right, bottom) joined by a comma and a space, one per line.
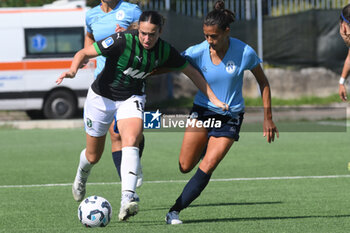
211, 99, 229, 111
115, 24, 126, 33
56, 70, 76, 85
263, 119, 279, 143
339, 84, 348, 101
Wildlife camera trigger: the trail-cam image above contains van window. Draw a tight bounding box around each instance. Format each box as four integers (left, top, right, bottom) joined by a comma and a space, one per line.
24, 27, 84, 58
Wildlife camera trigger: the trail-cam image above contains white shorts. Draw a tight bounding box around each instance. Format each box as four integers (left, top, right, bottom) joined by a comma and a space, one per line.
84, 87, 146, 137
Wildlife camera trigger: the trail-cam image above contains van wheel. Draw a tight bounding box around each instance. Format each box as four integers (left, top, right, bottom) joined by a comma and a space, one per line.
43, 90, 77, 119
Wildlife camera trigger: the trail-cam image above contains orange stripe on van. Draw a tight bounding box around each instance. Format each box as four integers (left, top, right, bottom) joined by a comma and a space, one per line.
0, 59, 96, 71
0, 8, 84, 14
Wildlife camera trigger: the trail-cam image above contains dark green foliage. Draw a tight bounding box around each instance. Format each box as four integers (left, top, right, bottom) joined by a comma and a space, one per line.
0, 0, 55, 7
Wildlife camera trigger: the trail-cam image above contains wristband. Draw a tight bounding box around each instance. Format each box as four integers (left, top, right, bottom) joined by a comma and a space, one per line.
339, 77, 346, 85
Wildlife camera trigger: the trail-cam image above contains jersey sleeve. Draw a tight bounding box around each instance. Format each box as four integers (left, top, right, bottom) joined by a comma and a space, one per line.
132, 5, 142, 22
161, 45, 189, 70
181, 46, 201, 71
94, 32, 125, 57
242, 45, 262, 70
85, 11, 92, 34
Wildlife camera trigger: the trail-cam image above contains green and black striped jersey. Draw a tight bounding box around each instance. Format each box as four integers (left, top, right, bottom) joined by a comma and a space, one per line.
92, 29, 188, 101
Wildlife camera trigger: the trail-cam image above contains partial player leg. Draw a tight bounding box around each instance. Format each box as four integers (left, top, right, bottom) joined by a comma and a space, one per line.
166, 136, 234, 224
118, 147, 140, 221
72, 134, 106, 201
111, 117, 145, 188
110, 119, 123, 179
73, 87, 114, 202
72, 149, 91, 202
117, 117, 143, 221
166, 167, 211, 224
199, 136, 234, 174
136, 134, 145, 188
178, 122, 208, 173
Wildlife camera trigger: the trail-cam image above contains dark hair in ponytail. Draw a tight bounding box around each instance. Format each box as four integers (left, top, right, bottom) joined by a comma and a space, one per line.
139, 11, 165, 31
204, 0, 235, 31
341, 4, 350, 24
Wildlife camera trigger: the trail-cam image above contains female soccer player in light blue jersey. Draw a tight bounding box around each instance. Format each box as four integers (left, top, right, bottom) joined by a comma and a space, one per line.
85, 0, 141, 78
165, 0, 279, 224
83, 0, 145, 192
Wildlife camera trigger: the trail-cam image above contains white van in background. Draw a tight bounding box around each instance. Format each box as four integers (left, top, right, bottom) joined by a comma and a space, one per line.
0, 2, 95, 119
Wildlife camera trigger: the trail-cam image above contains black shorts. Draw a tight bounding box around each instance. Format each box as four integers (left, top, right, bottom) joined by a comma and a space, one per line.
189, 104, 244, 141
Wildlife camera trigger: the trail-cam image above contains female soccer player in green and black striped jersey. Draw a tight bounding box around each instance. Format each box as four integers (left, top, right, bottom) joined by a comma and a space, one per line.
57, 11, 228, 222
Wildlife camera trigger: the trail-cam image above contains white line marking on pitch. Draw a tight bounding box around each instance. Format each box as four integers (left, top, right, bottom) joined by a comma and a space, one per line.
1, 174, 350, 189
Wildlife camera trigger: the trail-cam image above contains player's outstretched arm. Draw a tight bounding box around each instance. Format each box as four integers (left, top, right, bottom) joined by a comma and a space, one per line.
251, 64, 279, 143
339, 50, 350, 101
181, 64, 229, 111
56, 45, 98, 85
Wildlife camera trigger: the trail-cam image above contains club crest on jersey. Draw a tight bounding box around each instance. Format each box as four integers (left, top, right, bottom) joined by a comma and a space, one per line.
226, 60, 236, 74
86, 118, 92, 128
116, 10, 125, 20
102, 37, 114, 48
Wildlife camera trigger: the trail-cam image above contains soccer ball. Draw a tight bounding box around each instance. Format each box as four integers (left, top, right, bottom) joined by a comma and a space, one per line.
78, 196, 112, 228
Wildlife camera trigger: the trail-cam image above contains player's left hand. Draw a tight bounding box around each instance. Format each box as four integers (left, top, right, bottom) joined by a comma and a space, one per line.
115, 24, 126, 33
263, 119, 279, 143
339, 84, 348, 101
56, 70, 76, 85
211, 99, 229, 111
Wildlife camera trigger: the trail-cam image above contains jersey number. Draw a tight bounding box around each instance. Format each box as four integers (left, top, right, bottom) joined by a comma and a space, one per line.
134, 100, 144, 112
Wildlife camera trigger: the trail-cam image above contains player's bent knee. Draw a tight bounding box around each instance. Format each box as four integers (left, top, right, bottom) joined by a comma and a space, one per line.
85, 152, 103, 164
178, 162, 193, 174
86, 156, 101, 164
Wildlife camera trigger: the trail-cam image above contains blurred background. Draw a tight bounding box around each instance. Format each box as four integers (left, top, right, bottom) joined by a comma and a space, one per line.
0, 0, 348, 122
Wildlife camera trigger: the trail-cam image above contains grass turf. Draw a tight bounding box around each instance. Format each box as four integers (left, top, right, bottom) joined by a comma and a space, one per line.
0, 125, 349, 232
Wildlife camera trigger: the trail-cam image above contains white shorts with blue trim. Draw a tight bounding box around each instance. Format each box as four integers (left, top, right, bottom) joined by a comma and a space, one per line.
84, 87, 145, 137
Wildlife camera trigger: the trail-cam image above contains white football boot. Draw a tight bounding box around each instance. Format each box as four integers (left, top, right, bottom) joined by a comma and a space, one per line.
118, 192, 139, 221
72, 177, 87, 202
165, 211, 183, 225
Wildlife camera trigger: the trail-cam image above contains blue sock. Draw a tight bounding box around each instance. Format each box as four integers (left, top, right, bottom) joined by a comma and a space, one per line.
112, 151, 122, 180
112, 136, 145, 181
169, 168, 211, 212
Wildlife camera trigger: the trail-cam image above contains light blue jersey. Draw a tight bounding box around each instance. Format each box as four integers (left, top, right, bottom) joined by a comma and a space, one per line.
183, 38, 262, 117
85, 1, 142, 78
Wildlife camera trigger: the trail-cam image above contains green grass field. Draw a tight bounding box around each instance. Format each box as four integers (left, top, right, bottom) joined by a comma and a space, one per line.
0, 122, 350, 233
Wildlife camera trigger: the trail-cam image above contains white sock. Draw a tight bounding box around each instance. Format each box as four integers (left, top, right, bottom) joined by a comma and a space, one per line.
76, 149, 93, 180
121, 147, 140, 193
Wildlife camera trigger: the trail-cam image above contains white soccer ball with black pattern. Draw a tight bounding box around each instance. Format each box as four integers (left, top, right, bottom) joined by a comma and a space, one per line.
78, 196, 112, 228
